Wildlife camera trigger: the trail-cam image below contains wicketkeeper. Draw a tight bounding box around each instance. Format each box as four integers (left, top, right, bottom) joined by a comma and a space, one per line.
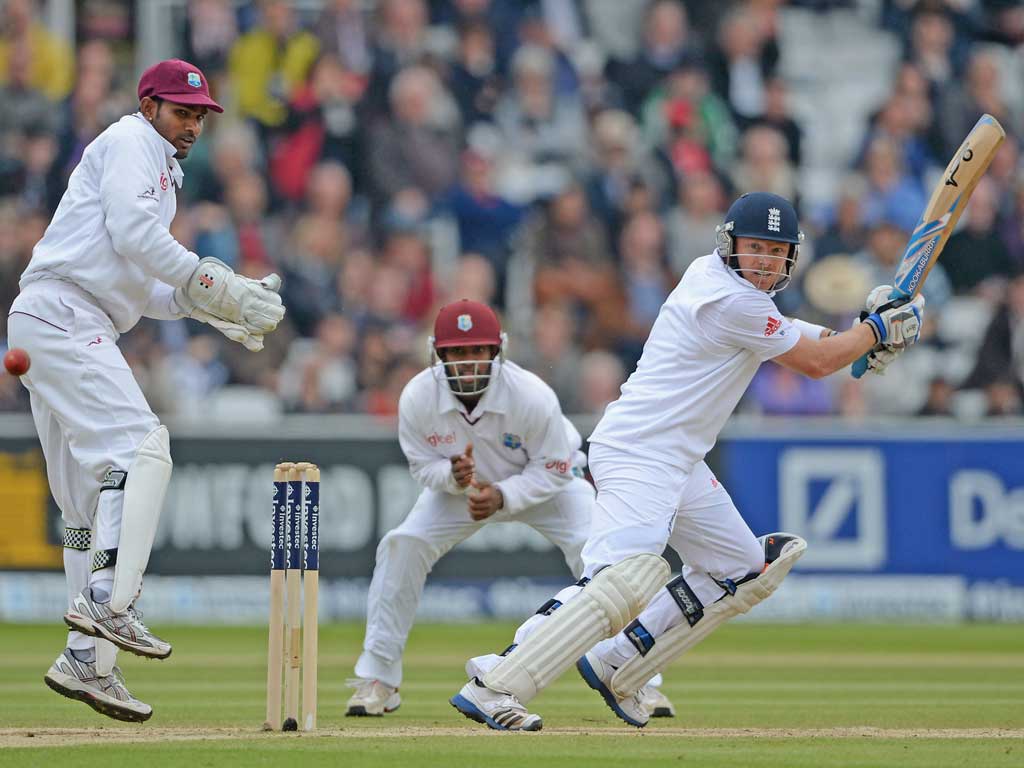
7, 59, 286, 722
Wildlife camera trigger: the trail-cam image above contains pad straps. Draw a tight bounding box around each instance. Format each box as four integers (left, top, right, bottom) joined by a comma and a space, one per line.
62, 527, 92, 551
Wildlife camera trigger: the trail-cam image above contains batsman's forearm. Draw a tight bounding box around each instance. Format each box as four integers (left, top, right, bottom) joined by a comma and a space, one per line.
817, 323, 878, 374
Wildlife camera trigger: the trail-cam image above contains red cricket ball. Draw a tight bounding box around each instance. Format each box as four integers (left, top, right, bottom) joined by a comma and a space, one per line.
3, 347, 30, 376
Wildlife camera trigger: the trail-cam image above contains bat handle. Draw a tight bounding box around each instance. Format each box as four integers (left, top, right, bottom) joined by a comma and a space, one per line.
850, 289, 911, 379
851, 355, 870, 379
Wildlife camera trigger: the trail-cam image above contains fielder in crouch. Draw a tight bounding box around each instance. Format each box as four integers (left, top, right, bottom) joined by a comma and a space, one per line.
8, 59, 286, 722
450, 192, 924, 730
346, 300, 676, 723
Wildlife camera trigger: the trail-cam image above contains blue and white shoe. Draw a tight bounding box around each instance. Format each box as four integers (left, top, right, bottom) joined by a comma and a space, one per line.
576, 651, 649, 728
450, 679, 542, 731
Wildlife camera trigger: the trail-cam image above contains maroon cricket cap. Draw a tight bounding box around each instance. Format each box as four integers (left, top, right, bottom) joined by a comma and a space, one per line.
433, 300, 502, 348
137, 59, 223, 113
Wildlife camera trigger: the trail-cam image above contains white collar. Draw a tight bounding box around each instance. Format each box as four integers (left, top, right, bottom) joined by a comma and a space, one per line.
133, 113, 185, 188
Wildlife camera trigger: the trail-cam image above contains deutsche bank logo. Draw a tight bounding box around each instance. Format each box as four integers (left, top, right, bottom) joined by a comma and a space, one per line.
779, 448, 885, 569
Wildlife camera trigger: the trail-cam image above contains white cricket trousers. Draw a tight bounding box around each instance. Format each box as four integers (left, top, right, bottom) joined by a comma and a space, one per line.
472, 443, 766, 678
355, 477, 595, 688
583, 442, 765, 668
8, 279, 161, 652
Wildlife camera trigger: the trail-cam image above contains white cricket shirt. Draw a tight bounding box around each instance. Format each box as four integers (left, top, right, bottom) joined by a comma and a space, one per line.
20, 113, 199, 334
589, 252, 799, 471
398, 359, 584, 513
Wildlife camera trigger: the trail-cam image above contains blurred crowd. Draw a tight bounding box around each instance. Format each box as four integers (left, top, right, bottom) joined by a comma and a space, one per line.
1, 0, 1023, 421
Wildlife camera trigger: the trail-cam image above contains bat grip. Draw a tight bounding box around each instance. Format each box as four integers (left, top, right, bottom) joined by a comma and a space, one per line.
850, 289, 911, 379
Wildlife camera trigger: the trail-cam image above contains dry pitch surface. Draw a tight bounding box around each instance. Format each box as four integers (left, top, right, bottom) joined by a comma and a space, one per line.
0, 622, 1021, 767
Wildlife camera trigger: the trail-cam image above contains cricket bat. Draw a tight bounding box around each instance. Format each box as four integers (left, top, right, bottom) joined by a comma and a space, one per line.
851, 113, 1006, 378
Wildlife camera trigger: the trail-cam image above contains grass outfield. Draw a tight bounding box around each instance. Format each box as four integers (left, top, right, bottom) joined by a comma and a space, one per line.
0, 622, 1021, 766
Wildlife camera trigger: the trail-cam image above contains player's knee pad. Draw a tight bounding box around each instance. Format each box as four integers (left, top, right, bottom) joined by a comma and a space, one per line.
108, 426, 173, 612
610, 533, 806, 698
483, 552, 669, 704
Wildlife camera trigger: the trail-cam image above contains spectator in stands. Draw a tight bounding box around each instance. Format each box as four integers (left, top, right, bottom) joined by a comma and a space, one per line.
585, 109, 666, 245
368, 65, 460, 208
917, 376, 955, 417
444, 138, 524, 281
731, 124, 797, 203
815, 174, 870, 259
665, 169, 726, 276
523, 181, 619, 345
270, 53, 366, 203
365, 0, 430, 118
183, 0, 239, 78
0, 40, 54, 138
616, 211, 673, 367
316, 0, 373, 76
935, 47, 1016, 160
54, 40, 126, 180
520, 301, 583, 411
493, 44, 586, 187
278, 311, 359, 413
903, 3, 959, 91
658, 97, 713, 184
577, 349, 626, 415
572, 40, 624, 116
606, 0, 700, 115
188, 121, 262, 204
6, 126, 62, 214
448, 20, 502, 125
451, 253, 498, 305
739, 76, 801, 165
941, 177, 1014, 295
224, 169, 279, 268
856, 94, 936, 182
0, 0, 73, 101
335, 248, 376, 325
515, 5, 581, 98
643, 59, 737, 173
228, 0, 319, 133
859, 136, 927, 234
381, 223, 437, 325
707, 5, 779, 122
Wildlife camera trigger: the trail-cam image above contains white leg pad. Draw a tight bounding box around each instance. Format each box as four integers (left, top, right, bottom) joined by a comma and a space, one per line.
482, 553, 669, 704
610, 534, 806, 698
110, 426, 172, 612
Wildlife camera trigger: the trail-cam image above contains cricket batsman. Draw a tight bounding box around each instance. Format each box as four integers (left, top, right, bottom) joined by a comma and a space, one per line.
450, 192, 924, 729
7, 59, 286, 722
346, 299, 676, 725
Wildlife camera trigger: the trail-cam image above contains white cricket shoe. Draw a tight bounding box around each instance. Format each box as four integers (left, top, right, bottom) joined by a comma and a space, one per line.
44, 649, 152, 723
345, 678, 401, 716
576, 651, 649, 728
64, 589, 171, 660
450, 679, 543, 731
641, 686, 676, 717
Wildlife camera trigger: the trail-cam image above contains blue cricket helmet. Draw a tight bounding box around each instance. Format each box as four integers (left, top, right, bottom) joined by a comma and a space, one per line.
716, 192, 804, 291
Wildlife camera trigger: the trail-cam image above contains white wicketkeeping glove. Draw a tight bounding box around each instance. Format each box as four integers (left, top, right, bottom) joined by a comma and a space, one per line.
190, 308, 265, 351
175, 257, 285, 333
